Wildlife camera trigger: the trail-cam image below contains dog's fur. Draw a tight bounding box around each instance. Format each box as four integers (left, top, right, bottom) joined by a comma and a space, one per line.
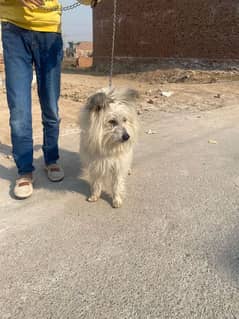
80, 87, 139, 208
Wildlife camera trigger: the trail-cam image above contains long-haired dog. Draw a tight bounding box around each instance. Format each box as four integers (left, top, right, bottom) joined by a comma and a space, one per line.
80, 88, 139, 208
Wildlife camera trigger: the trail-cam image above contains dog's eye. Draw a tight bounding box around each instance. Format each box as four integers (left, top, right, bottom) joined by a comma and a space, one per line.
109, 119, 118, 126
123, 117, 127, 123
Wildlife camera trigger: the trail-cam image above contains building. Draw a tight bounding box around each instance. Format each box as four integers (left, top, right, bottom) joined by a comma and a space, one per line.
64, 41, 93, 68
65, 41, 93, 58
76, 42, 93, 58
75, 42, 93, 68
93, 0, 239, 66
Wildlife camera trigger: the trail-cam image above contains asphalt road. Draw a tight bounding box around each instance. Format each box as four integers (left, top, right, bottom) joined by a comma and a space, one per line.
1, 106, 239, 319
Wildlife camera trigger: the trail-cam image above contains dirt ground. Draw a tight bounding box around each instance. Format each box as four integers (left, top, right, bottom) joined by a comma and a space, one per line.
0, 66, 239, 148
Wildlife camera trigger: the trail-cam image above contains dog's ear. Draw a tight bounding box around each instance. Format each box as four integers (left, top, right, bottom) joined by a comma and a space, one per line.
123, 89, 140, 101
115, 88, 140, 102
86, 92, 113, 112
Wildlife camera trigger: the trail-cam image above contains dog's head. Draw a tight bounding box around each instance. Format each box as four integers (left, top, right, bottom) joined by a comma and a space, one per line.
84, 88, 139, 154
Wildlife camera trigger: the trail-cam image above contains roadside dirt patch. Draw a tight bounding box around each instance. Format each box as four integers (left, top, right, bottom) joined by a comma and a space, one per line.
0, 68, 239, 147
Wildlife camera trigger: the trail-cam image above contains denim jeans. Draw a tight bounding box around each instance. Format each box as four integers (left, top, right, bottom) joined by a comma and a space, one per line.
1, 22, 63, 175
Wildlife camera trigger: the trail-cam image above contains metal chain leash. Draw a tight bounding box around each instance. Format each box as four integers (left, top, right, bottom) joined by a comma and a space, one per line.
39, 0, 100, 12
39, 1, 82, 12
62, 2, 81, 12
109, 0, 117, 88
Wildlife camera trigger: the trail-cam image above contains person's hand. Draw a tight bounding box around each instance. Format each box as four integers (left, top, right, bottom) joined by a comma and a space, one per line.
91, 0, 101, 8
79, 0, 101, 7
18, 0, 44, 9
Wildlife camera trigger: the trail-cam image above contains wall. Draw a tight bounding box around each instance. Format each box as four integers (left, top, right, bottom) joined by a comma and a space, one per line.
93, 0, 239, 65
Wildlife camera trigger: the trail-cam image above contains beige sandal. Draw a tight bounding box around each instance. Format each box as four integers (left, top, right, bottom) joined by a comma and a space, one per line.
14, 174, 33, 199
45, 163, 64, 182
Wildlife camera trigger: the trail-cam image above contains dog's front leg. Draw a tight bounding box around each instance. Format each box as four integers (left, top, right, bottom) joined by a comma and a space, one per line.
112, 175, 125, 208
88, 180, 102, 202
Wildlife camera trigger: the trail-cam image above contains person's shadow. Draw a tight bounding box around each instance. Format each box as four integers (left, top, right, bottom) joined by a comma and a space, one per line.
0, 143, 113, 205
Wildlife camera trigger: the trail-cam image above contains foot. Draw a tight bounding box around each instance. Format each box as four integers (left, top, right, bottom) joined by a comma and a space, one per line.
14, 173, 34, 199
45, 163, 64, 182
88, 195, 99, 202
112, 197, 123, 208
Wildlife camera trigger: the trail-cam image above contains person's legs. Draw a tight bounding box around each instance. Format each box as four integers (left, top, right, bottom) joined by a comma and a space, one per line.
32, 31, 63, 166
1, 22, 34, 175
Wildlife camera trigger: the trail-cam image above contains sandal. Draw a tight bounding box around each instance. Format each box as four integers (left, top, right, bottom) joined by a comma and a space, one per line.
45, 163, 64, 182
14, 174, 34, 199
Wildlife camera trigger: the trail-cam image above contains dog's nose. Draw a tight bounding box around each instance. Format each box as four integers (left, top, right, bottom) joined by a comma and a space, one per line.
122, 133, 130, 141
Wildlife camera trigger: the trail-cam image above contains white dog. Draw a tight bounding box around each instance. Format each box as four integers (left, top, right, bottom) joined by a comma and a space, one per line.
80, 87, 139, 208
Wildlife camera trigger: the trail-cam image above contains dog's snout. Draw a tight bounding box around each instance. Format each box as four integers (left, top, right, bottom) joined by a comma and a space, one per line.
122, 133, 130, 142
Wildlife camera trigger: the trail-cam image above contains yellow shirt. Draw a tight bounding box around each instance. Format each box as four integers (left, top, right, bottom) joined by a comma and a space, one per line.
0, 0, 62, 32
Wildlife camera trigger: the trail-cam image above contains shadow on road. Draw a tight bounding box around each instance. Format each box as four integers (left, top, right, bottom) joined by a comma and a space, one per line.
0, 143, 112, 204
214, 223, 239, 289
0, 142, 114, 206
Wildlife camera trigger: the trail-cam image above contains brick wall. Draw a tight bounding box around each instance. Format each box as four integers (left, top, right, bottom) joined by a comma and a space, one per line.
93, 0, 239, 65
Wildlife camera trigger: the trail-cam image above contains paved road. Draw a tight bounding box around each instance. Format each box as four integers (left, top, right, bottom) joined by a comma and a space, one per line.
1, 106, 239, 319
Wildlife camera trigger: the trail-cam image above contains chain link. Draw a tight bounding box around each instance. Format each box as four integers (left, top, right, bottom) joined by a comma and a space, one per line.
39, 1, 81, 12
109, 0, 117, 88
62, 2, 81, 11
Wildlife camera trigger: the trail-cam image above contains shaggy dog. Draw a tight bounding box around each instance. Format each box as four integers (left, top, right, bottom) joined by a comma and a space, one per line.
80, 87, 139, 208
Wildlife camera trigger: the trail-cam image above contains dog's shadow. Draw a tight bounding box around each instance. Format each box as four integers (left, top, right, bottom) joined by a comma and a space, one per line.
0, 143, 112, 206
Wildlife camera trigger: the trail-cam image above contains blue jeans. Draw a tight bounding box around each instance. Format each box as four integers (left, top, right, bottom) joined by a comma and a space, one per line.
1, 22, 63, 175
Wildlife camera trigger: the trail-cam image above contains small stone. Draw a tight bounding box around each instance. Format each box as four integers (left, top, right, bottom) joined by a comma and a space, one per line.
208, 139, 218, 144
161, 91, 174, 98
6, 154, 13, 160
147, 99, 154, 104
146, 129, 157, 135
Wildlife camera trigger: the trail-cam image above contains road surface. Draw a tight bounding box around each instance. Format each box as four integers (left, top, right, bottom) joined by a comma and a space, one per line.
1, 104, 239, 318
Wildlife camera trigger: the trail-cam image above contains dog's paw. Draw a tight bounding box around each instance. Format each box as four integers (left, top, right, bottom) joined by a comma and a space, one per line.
88, 195, 99, 202
112, 197, 123, 208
